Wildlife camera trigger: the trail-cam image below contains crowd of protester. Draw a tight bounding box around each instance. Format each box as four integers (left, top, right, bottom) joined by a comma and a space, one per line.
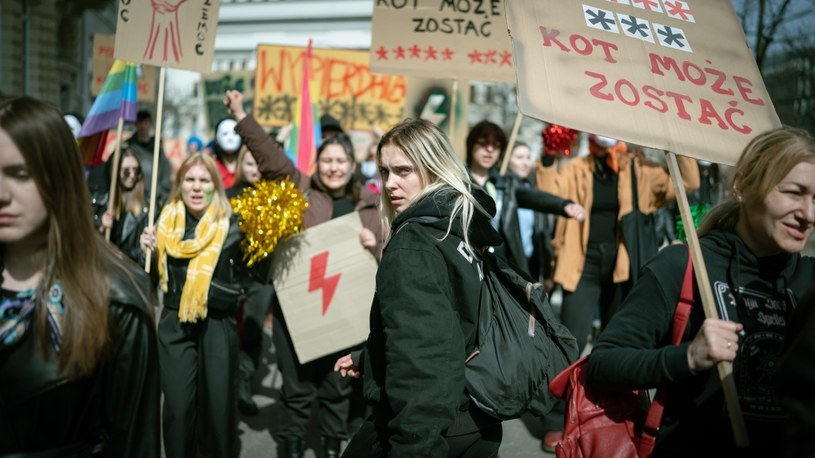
1, 89, 813, 458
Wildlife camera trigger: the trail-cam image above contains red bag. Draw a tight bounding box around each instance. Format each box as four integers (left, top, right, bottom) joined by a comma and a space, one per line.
548, 250, 694, 458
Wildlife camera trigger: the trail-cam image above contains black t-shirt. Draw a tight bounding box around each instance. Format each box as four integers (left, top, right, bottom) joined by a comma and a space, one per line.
331, 195, 356, 219
588, 158, 618, 245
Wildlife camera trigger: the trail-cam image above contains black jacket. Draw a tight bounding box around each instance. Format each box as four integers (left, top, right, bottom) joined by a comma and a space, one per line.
776, 283, 815, 457
361, 187, 502, 457
0, 257, 160, 457
161, 211, 252, 314
493, 173, 569, 278
587, 229, 815, 457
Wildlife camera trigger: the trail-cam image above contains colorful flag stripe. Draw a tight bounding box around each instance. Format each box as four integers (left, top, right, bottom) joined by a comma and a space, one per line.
79, 60, 138, 138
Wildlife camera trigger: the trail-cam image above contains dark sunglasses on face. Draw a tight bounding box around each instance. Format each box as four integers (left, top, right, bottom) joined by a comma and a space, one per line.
121, 167, 140, 178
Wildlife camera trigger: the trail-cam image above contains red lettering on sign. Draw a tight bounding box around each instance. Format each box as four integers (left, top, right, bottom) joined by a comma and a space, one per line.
539, 26, 619, 63
583, 71, 754, 135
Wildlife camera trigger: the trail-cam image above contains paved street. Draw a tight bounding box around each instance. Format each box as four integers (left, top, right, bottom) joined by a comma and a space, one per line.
234, 330, 557, 458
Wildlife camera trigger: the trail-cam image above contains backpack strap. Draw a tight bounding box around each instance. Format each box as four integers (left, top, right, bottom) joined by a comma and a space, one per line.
638, 245, 694, 456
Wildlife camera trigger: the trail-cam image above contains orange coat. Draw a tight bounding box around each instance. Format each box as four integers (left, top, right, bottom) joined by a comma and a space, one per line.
536, 153, 699, 292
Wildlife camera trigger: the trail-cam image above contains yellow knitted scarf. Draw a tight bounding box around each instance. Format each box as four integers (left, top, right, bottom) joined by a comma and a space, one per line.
157, 200, 229, 323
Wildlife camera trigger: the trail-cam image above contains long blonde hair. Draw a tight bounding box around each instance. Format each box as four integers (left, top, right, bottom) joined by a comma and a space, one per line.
699, 126, 815, 234
167, 153, 232, 220
377, 118, 488, 247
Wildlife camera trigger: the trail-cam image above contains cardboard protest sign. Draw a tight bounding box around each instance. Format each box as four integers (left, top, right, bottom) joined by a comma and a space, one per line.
92, 34, 156, 102
403, 76, 471, 157
271, 213, 377, 364
506, 0, 781, 166
114, 0, 220, 73
202, 70, 255, 131
371, 0, 515, 83
162, 138, 186, 172
254, 44, 406, 132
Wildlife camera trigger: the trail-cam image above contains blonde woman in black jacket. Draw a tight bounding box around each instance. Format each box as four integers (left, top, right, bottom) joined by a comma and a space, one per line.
338, 118, 503, 457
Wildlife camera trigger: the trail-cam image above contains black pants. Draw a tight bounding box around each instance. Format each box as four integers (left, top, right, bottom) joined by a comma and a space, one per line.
560, 242, 625, 353
240, 281, 274, 377
273, 304, 351, 441
159, 307, 238, 458
341, 409, 502, 457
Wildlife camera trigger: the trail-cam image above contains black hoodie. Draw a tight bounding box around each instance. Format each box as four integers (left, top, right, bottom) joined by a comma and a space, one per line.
587, 228, 815, 457
360, 187, 501, 457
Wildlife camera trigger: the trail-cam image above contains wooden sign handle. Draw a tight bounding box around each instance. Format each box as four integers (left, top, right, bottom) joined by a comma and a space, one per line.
104, 116, 126, 241
499, 111, 523, 176
144, 66, 167, 273
665, 150, 749, 447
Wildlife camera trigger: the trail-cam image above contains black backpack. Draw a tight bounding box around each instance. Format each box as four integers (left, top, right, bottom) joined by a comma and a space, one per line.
406, 216, 579, 420
467, 250, 579, 420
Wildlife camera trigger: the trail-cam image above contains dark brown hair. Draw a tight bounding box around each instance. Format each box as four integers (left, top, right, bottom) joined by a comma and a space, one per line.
465, 120, 507, 168
0, 96, 129, 377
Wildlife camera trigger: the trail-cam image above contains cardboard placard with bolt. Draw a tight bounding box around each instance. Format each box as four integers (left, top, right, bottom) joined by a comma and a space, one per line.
271, 213, 377, 364
506, 0, 780, 166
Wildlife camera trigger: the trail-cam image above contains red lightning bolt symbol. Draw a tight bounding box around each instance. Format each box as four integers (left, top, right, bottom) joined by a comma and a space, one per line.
308, 251, 341, 316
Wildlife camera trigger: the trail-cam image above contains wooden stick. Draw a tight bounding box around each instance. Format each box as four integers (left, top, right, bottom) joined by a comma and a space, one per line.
665, 151, 749, 447
499, 111, 523, 176
144, 66, 166, 273
104, 116, 125, 241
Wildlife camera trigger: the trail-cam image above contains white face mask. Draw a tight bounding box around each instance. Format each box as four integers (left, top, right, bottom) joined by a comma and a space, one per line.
592, 135, 619, 148
64, 115, 82, 139
360, 160, 378, 179
216, 119, 241, 154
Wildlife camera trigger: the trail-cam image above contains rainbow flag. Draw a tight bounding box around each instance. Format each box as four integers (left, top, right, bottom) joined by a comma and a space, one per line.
79, 60, 138, 138
287, 40, 322, 175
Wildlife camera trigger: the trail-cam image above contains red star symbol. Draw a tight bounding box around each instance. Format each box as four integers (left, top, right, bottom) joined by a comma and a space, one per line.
467, 49, 483, 64
499, 50, 513, 67
409, 45, 422, 58
393, 46, 406, 59
632, 0, 660, 11
375, 46, 388, 60
424, 45, 438, 60
665, 1, 692, 20
442, 48, 454, 61
484, 50, 497, 64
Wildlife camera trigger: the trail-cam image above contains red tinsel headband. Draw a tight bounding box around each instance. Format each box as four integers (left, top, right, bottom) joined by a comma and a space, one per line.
542, 124, 578, 156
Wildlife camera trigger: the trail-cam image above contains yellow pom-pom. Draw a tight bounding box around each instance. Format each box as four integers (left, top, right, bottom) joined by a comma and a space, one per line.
230, 178, 308, 267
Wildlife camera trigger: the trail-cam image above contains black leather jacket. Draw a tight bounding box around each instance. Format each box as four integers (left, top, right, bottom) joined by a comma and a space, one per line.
162, 212, 253, 314
0, 257, 160, 457
493, 173, 570, 278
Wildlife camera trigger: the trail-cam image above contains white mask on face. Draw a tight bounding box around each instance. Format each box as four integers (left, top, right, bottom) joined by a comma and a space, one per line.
216, 119, 241, 154
64, 115, 82, 139
591, 135, 619, 148
360, 160, 378, 179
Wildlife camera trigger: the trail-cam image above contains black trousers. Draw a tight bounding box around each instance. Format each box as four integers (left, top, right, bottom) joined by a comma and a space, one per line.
273, 303, 351, 441
341, 409, 502, 457
159, 307, 238, 458
560, 242, 625, 353
240, 281, 274, 376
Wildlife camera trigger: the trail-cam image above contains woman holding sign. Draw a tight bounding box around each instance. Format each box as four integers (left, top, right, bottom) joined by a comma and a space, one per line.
140, 152, 258, 458
338, 118, 504, 457
225, 89, 383, 458
587, 127, 815, 455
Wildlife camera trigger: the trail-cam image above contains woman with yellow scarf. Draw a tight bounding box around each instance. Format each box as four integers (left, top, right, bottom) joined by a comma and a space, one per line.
140, 152, 251, 458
